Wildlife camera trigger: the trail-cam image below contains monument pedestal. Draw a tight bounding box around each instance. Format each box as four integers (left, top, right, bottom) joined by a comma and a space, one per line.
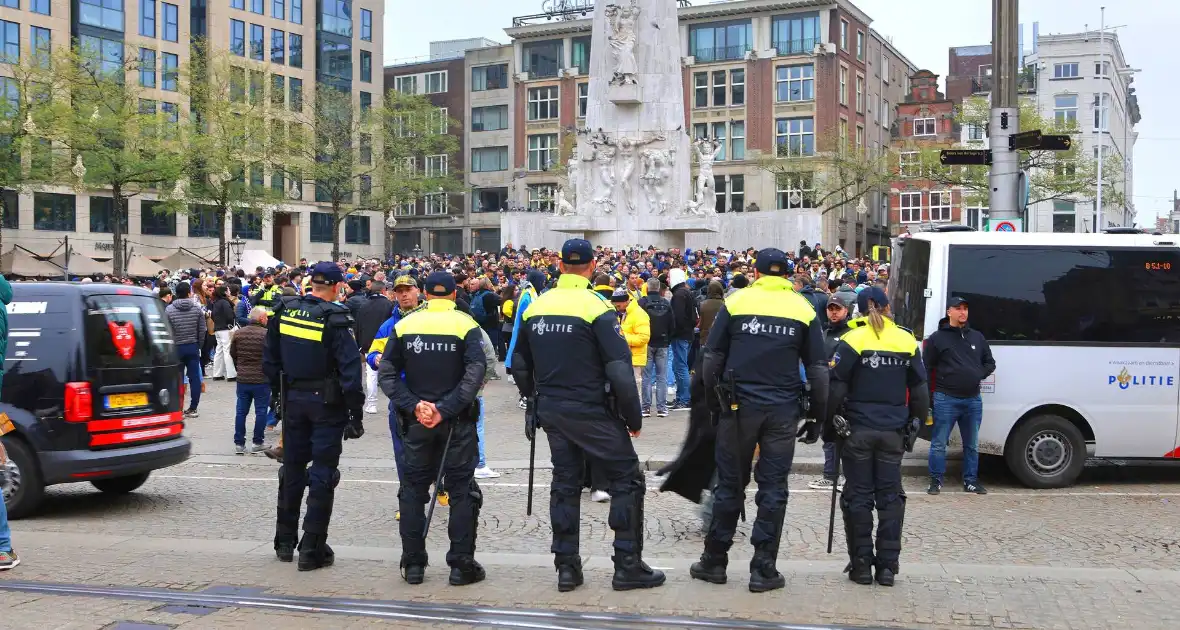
607, 83, 642, 104
549, 213, 719, 250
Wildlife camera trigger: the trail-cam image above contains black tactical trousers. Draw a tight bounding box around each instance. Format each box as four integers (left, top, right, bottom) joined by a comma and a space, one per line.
276, 391, 348, 540
399, 419, 481, 568
706, 406, 798, 555
540, 397, 645, 561
840, 426, 906, 570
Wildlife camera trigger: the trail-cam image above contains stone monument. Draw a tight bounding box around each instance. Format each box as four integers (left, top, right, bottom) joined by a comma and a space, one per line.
549, 0, 718, 248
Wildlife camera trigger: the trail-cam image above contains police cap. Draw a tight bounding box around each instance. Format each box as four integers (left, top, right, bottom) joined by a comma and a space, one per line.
561, 239, 593, 265
424, 271, 456, 297
754, 248, 790, 276
310, 261, 344, 285
857, 286, 890, 314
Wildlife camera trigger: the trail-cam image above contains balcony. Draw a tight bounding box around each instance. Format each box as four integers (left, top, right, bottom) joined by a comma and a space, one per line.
773, 38, 817, 56
524, 62, 561, 80
692, 45, 751, 63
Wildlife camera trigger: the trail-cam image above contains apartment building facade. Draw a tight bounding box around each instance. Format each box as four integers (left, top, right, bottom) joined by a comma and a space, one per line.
0, 0, 385, 264
502, 0, 915, 255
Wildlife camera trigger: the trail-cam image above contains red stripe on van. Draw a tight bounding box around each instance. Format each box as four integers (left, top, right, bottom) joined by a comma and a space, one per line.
88, 411, 182, 433
1166, 447, 1180, 459
89, 423, 184, 447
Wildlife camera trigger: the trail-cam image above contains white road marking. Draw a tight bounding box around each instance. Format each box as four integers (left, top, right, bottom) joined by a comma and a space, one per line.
153, 475, 1180, 496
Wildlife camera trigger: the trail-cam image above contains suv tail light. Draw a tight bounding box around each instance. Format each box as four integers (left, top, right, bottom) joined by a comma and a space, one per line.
65, 382, 94, 423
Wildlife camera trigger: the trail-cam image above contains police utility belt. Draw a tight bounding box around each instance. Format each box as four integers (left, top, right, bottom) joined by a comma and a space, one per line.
287, 377, 345, 405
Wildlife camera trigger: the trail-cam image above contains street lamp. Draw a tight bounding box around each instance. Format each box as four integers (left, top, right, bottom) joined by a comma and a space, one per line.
228, 237, 246, 267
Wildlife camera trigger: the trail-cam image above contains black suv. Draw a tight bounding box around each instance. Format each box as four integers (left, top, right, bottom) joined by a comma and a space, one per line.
1, 283, 191, 518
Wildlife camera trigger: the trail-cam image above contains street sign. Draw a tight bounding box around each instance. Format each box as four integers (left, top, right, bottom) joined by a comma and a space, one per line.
940, 149, 991, 166
1009, 129, 1043, 151
991, 219, 1023, 233
1039, 134, 1072, 151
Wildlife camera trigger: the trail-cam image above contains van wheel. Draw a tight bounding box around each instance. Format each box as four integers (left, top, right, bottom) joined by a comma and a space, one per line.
91, 472, 151, 495
1, 436, 45, 519
1006, 415, 1086, 489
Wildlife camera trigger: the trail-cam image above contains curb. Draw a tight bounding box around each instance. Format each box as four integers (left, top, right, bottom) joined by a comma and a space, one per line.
641, 455, 961, 477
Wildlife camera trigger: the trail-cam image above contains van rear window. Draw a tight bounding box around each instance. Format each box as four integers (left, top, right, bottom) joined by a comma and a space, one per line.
890, 238, 930, 338
84, 295, 177, 368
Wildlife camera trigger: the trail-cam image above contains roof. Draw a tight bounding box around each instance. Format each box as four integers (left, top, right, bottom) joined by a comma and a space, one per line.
12, 282, 158, 298
951, 45, 992, 57
907, 231, 1177, 248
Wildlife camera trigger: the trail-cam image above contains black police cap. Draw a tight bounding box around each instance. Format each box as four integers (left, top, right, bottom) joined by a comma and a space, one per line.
755, 248, 790, 276
561, 239, 593, 265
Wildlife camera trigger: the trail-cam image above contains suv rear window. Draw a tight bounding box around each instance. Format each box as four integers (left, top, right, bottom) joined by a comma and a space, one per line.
84, 294, 177, 368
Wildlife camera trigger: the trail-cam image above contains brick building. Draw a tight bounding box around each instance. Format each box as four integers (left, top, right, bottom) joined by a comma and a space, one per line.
888, 70, 963, 233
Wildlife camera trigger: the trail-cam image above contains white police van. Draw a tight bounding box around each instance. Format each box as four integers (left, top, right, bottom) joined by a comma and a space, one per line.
889, 228, 1180, 488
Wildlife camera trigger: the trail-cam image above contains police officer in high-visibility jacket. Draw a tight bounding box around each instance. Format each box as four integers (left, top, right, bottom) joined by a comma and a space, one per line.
379, 271, 487, 587
263, 261, 365, 571
512, 239, 665, 593
692, 247, 828, 593
827, 286, 929, 587
252, 270, 283, 314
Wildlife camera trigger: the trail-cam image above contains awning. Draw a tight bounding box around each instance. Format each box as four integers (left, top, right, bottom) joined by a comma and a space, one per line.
0, 247, 65, 277
125, 254, 165, 278
49, 251, 112, 276
157, 248, 213, 272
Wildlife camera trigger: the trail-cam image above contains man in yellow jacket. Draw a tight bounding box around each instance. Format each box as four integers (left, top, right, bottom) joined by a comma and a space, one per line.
610, 287, 650, 385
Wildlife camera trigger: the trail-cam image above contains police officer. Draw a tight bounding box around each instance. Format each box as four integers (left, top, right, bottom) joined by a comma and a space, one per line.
511, 238, 664, 593
827, 286, 929, 587
379, 271, 487, 586
252, 269, 283, 315
263, 261, 365, 571
692, 247, 828, 593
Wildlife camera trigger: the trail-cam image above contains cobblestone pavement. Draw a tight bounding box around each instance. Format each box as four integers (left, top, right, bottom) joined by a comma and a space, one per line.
4, 379, 1180, 629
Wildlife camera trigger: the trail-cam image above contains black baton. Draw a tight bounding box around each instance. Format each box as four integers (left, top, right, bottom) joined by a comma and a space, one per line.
423, 423, 454, 539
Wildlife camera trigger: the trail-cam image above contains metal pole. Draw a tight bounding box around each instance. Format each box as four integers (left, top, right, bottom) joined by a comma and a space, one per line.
989, 0, 1021, 222
1095, 7, 1105, 231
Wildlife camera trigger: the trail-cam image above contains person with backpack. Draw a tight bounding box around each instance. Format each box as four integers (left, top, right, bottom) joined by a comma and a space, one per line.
639, 278, 673, 417
469, 278, 501, 366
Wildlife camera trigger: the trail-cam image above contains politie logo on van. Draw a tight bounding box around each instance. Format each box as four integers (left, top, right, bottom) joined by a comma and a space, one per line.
1110, 367, 1175, 390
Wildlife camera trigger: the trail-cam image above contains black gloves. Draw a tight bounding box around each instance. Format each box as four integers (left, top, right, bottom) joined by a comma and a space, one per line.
797, 417, 821, 444
344, 406, 365, 440
524, 399, 537, 441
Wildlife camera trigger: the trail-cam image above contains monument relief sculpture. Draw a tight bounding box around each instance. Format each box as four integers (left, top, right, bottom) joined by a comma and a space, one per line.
641, 144, 675, 215
588, 132, 618, 212
616, 133, 664, 214
554, 186, 576, 217
605, 1, 640, 85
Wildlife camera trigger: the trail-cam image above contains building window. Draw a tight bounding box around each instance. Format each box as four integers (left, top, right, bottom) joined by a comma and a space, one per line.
248, 69, 263, 104
344, 215, 369, 244
855, 75, 864, 113
1053, 62, 1079, 79
711, 70, 726, 107
899, 151, 920, 177
726, 175, 744, 213
838, 118, 848, 147
309, 212, 333, 242
139, 48, 156, 88
711, 122, 726, 160
471, 105, 508, 131
771, 12, 819, 55
232, 210, 262, 240
527, 134, 558, 171
232, 0, 243, 8
249, 24, 264, 60
527, 184, 555, 212
1053, 200, 1076, 233
360, 8, 372, 41
267, 74, 283, 107
522, 40, 562, 79
139, 200, 175, 236
360, 50, 371, 82
291, 0, 301, 24
775, 117, 814, 156
80, 0, 125, 32
929, 191, 951, 222
693, 72, 708, 108
855, 124, 864, 149
730, 69, 745, 106
527, 86, 559, 121
80, 35, 123, 75
577, 82, 588, 118
229, 66, 245, 102
272, 0, 283, 19
289, 77, 302, 111
1093, 93, 1110, 131
33, 192, 76, 232
425, 193, 447, 215
163, 3, 177, 41
839, 19, 848, 50
966, 123, 984, 140
730, 121, 745, 160
249, 0, 262, 13
1054, 94, 1077, 127
571, 36, 591, 74
360, 91, 371, 112
161, 52, 178, 91
1095, 61, 1110, 78
856, 30, 865, 61
394, 200, 415, 216
230, 19, 245, 56
425, 154, 447, 177
89, 197, 126, 234
140, 0, 155, 37
30, 26, 50, 68
689, 20, 752, 62
899, 192, 922, 223
188, 205, 220, 238
838, 66, 848, 106
775, 64, 814, 102
320, 38, 351, 81
395, 75, 417, 94
0, 20, 17, 64
31, 0, 49, 14
320, 0, 351, 35
424, 71, 447, 94
913, 117, 936, 136
289, 33, 302, 67
473, 188, 507, 213
472, 64, 507, 91
270, 29, 284, 64
882, 98, 890, 128
776, 173, 815, 210
471, 146, 509, 172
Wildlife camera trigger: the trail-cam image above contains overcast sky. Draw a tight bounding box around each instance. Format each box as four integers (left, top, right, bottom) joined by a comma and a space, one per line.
385, 0, 1176, 225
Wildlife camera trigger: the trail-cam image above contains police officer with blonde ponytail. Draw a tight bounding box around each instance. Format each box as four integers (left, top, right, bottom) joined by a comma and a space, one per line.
826, 286, 929, 587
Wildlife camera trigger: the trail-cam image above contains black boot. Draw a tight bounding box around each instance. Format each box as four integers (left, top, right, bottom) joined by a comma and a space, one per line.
274, 536, 295, 563
689, 551, 728, 585
847, 556, 873, 585
449, 558, 486, 586
875, 563, 896, 587
748, 552, 785, 593
297, 534, 334, 572
611, 553, 666, 591
555, 555, 584, 592
400, 552, 428, 585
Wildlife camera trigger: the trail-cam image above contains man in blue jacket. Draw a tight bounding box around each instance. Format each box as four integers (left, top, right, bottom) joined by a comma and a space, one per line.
504, 270, 547, 408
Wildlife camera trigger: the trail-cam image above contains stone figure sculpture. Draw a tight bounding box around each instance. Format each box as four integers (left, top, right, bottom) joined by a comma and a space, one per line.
605, 1, 639, 85
554, 186, 576, 217
640, 145, 675, 215
566, 155, 582, 206
616, 133, 664, 214
587, 132, 618, 212
691, 137, 723, 215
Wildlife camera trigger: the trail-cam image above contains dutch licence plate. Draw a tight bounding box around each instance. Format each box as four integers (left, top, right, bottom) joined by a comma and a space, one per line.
105, 393, 148, 409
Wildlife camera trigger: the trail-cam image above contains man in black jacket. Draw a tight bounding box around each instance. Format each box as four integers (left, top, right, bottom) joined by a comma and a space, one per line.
668, 268, 696, 410
793, 274, 828, 323
923, 296, 996, 495
356, 281, 395, 414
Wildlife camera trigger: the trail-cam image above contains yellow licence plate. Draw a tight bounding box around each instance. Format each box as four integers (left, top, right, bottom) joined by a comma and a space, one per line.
106, 393, 148, 409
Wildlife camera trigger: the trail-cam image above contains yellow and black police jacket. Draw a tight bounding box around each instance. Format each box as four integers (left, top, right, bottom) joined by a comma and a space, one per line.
702, 275, 825, 409
262, 295, 363, 400
828, 317, 927, 431
511, 274, 642, 430
378, 299, 486, 422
